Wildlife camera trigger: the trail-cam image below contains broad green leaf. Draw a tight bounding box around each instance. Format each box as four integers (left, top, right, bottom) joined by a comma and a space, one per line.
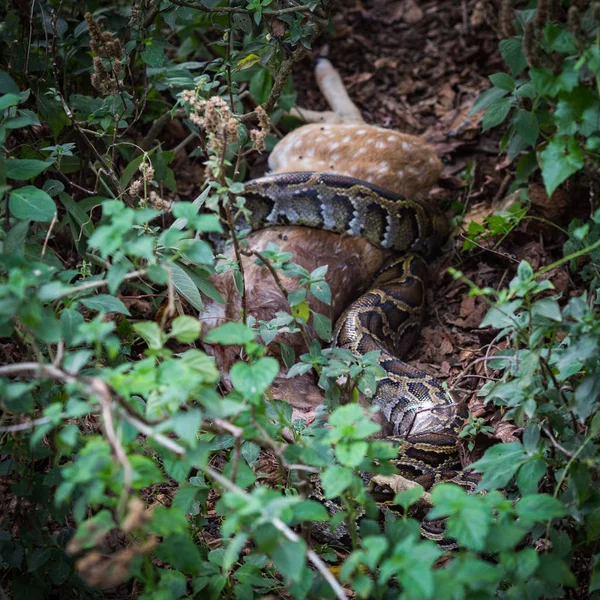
9, 186, 56, 221
271, 539, 306, 583
531, 297, 561, 321
80, 294, 130, 315
171, 262, 204, 312
335, 441, 368, 467
0, 93, 21, 110
499, 36, 527, 75
513, 109, 539, 147
204, 322, 255, 345
6, 159, 51, 180
540, 136, 584, 196
133, 321, 164, 349
468, 87, 508, 116
169, 315, 201, 343
393, 485, 424, 512
516, 494, 567, 522
482, 97, 513, 131
321, 465, 353, 498
470, 442, 527, 489
230, 357, 279, 398
489, 72, 514, 91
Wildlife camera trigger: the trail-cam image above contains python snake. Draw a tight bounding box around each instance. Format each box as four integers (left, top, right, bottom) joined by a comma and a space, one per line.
241, 171, 478, 546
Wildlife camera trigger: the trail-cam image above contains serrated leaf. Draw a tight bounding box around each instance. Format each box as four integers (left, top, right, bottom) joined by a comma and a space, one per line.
321, 465, 353, 498
470, 442, 527, 489
169, 315, 201, 342
482, 97, 513, 131
489, 72, 514, 91
230, 357, 279, 398
540, 136, 584, 196
500, 36, 527, 76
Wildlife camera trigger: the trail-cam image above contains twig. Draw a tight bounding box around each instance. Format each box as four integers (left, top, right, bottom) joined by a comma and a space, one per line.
541, 425, 574, 458
139, 108, 186, 153
90, 378, 134, 513
0, 416, 52, 433
117, 408, 347, 600
214, 418, 243, 482
167, 0, 320, 18
241, 248, 312, 352
41, 213, 58, 259
52, 269, 148, 302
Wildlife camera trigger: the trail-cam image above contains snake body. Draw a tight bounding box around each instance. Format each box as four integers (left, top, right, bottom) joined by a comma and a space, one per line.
242, 172, 476, 544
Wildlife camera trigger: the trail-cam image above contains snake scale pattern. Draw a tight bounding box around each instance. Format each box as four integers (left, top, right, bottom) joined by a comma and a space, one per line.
242, 171, 478, 545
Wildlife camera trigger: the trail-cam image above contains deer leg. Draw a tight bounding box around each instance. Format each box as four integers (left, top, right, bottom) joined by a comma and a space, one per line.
314, 58, 364, 123
287, 58, 364, 124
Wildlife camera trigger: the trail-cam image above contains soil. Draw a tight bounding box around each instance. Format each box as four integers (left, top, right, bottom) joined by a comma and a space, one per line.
279, 0, 585, 465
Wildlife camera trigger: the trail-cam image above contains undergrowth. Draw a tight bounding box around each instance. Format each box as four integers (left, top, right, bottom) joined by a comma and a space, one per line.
0, 1, 599, 599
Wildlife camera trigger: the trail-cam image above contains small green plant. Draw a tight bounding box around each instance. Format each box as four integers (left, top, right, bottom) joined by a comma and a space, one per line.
470, 1, 600, 195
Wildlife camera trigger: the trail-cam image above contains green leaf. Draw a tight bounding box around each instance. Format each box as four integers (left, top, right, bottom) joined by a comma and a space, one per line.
335, 441, 368, 467
169, 315, 201, 343
204, 322, 256, 345
290, 500, 330, 523
516, 494, 567, 522
468, 87, 509, 116
271, 539, 306, 583
393, 485, 424, 512
312, 311, 331, 341
6, 159, 51, 180
155, 533, 203, 576
531, 297, 561, 321
482, 97, 513, 131
513, 109, 539, 147
0, 93, 21, 110
9, 186, 56, 221
133, 321, 164, 349
250, 68, 273, 105
470, 442, 527, 489
171, 262, 204, 312
517, 457, 546, 496
540, 136, 584, 196
230, 357, 279, 398
489, 72, 514, 91
80, 294, 131, 315
500, 36, 527, 76
321, 465, 353, 498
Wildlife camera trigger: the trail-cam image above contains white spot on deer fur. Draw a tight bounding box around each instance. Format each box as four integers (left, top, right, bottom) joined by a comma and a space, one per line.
332, 152, 341, 161
397, 169, 404, 177
356, 148, 366, 156
402, 141, 411, 151
367, 165, 377, 173
342, 136, 351, 143
330, 142, 340, 150
306, 148, 315, 157
293, 139, 302, 148
387, 135, 397, 142
375, 141, 386, 150
357, 129, 366, 135
316, 136, 324, 143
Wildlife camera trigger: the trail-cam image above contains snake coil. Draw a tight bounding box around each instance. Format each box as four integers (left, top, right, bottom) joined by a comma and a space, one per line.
242, 172, 478, 545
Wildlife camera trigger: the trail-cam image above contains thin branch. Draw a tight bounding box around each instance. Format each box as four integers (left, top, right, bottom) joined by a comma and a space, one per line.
541, 425, 574, 458
167, 0, 320, 17
119, 409, 347, 599
0, 416, 52, 433
52, 269, 148, 302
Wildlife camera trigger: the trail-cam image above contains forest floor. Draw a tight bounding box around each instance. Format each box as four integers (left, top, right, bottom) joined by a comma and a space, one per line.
273, 0, 586, 467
